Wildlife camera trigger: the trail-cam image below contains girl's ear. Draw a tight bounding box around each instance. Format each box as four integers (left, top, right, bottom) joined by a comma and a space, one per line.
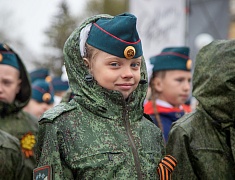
153, 77, 163, 93
83, 58, 93, 75
83, 58, 90, 68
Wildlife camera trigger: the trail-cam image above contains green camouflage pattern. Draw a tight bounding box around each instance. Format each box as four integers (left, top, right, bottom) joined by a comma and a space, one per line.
36, 14, 165, 179
0, 45, 38, 180
166, 40, 235, 179
0, 130, 24, 180
0, 108, 38, 180
61, 88, 74, 103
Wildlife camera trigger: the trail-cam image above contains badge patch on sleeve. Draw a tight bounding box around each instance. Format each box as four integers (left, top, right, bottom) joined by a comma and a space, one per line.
33, 165, 52, 180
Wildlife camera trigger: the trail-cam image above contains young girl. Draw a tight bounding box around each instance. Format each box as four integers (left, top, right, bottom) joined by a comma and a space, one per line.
144, 47, 192, 143
34, 13, 175, 179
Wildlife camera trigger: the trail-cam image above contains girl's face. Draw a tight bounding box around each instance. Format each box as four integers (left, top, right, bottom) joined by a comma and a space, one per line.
86, 50, 142, 99
153, 70, 191, 107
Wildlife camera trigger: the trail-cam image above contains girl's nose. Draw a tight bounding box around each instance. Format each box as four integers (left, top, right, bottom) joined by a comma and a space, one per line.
121, 67, 134, 79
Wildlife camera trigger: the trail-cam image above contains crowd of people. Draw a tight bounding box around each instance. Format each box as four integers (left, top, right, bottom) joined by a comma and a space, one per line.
0, 12, 234, 180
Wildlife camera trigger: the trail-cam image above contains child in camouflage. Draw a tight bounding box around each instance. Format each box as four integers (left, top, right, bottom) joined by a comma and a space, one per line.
0, 129, 24, 180
0, 43, 38, 180
144, 47, 192, 143
34, 13, 176, 179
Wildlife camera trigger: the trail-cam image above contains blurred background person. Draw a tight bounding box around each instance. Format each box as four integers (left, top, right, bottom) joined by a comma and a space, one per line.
52, 76, 69, 106
51, 65, 69, 106
60, 65, 75, 103
29, 68, 51, 83
0, 43, 38, 180
24, 79, 54, 119
144, 47, 192, 143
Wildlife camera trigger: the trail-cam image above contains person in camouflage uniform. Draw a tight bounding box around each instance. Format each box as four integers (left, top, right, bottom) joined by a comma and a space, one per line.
34, 13, 171, 179
0, 43, 38, 179
166, 39, 235, 179
0, 129, 24, 179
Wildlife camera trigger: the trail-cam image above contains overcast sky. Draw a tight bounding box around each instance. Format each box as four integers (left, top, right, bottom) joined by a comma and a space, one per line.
1, 0, 85, 56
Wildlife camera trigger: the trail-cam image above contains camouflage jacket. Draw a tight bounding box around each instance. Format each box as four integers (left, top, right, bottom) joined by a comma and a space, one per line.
0, 130, 24, 180
61, 88, 74, 103
35, 14, 165, 180
0, 106, 38, 180
166, 40, 235, 179
0, 46, 38, 180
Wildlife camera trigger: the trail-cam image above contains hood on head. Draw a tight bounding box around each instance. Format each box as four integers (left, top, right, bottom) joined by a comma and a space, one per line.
63, 14, 148, 109
0, 43, 31, 109
193, 39, 235, 121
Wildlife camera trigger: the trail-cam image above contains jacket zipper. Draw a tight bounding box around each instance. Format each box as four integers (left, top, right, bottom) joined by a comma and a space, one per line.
123, 105, 143, 180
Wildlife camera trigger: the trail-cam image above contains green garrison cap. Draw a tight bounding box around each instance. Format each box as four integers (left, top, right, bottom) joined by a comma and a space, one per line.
52, 76, 69, 92
150, 47, 192, 72
0, 44, 20, 70
86, 13, 142, 59
29, 68, 51, 83
32, 79, 54, 104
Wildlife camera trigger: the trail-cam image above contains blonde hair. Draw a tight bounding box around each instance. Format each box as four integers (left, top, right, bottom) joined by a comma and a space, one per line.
84, 43, 99, 60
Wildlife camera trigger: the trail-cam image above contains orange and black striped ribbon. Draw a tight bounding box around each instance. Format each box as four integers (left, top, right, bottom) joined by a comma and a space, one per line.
157, 155, 177, 180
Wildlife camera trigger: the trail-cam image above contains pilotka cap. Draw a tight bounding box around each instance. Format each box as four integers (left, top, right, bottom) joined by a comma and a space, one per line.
150, 47, 192, 72
0, 43, 20, 70
86, 13, 143, 59
32, 79, 54, 104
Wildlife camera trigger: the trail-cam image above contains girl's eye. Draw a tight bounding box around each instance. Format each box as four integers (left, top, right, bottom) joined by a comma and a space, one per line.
131, 62, 140, 68
110, 62, 119, 67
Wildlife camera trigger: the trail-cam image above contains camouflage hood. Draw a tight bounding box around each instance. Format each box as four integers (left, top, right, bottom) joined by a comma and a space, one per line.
63, 14, 148, 118
192, 40, 235, 123
0, 45, 31, 115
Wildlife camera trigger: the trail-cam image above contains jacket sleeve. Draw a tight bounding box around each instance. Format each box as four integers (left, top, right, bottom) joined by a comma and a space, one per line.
166, 125, 198, 180
34, 121, 74, 180
0, 141, 24, 180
